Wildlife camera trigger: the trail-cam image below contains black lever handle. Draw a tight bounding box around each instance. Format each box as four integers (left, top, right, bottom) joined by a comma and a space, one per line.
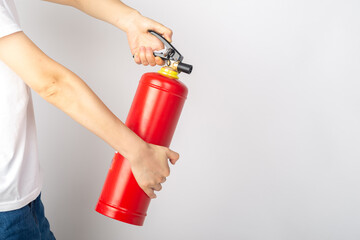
149, 30, 183, 62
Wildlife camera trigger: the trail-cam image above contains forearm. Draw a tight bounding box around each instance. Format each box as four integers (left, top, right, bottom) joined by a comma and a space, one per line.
43, 0, 139, 31
43, 0, 172, 65
0, 32, 145, 160
43, 68, 146, 159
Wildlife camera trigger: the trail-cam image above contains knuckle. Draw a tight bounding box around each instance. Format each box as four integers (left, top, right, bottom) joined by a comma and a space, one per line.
143, 181, 152, 188
148, 191, 156, 199
157, 60, 164, 66
166, 147, 172, 153
149, 59, 156, 66
149, 180, 157, 187
147, 57, 155, 64
140, 183, 148, 189
164, 168, 170, 177
155, 43, 163, 51
143, 187, 156, 198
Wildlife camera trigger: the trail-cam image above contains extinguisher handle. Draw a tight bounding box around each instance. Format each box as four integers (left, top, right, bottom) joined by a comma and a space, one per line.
149, 30, 183, 62
149, 30, 193, 74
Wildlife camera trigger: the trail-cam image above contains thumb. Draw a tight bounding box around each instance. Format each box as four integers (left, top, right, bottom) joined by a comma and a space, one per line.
166, 148, 179, 165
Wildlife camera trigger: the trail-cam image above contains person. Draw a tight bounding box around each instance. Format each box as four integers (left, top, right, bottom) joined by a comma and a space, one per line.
0, 0, 179, 239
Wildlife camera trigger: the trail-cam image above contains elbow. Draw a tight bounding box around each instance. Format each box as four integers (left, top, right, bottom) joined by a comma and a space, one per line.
43, 79, 59, 99
37, 70, 80, 111
38, 73, 64, 102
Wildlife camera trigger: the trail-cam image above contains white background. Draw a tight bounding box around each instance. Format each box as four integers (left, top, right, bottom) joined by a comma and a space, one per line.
16, 0, 360, 239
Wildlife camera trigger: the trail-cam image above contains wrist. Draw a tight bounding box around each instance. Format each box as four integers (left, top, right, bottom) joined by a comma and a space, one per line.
114, 7, 142, 32
112, 124, 149, 161
124, 137, 150, 163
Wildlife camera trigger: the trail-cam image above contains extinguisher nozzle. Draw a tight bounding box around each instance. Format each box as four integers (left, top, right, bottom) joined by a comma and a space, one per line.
177, 62, 193, 74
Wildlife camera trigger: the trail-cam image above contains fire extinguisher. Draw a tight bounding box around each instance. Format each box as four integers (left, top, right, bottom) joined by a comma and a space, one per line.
95, 31, 193, 226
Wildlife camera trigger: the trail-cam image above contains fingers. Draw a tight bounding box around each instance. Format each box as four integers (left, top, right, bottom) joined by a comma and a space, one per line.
132, 24, 172, 66
167, 148, 180, 165
155, 56, 165, 66
139, 46, 148, 66
134, 46, 158, 66
160, 177, 167, 183
133, 144, 179, 200
151, 21, 173, 43
141, 174, 167, 199
153, 183, 162, 191
146, 47, 156, 66
163, 29, 173, 44
144, 188, 157, 199
142, 181, 164, 199
133, 52, 141, 64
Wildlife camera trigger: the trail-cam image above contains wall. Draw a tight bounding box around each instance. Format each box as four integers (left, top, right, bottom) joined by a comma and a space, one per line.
16, 0, 360, 239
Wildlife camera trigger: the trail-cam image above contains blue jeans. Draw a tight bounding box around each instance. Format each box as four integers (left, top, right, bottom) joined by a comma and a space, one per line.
0, 194, 56, 240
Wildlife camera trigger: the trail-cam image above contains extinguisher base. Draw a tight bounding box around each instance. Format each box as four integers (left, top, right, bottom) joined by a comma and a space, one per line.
95, 200, 146, 226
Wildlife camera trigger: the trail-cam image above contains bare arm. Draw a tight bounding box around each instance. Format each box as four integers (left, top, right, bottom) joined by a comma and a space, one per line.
0, 32, 178, 198
44, 0, 137, 31
43, 0, 173, 66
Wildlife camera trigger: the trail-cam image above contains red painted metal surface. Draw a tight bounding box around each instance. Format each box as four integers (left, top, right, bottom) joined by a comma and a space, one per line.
95, 71, 188, 226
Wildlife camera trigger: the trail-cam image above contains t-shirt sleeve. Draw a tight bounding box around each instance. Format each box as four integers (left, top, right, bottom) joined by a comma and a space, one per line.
0, 4, 21, 39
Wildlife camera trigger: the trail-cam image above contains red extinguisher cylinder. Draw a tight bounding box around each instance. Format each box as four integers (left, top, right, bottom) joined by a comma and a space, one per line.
96, 69, 188, 226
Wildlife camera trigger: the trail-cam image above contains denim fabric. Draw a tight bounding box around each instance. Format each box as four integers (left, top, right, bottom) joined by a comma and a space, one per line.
0, 194, 55, 240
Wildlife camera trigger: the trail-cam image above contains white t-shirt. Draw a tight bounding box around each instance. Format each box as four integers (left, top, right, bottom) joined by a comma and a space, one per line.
0, 0, 42, 211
